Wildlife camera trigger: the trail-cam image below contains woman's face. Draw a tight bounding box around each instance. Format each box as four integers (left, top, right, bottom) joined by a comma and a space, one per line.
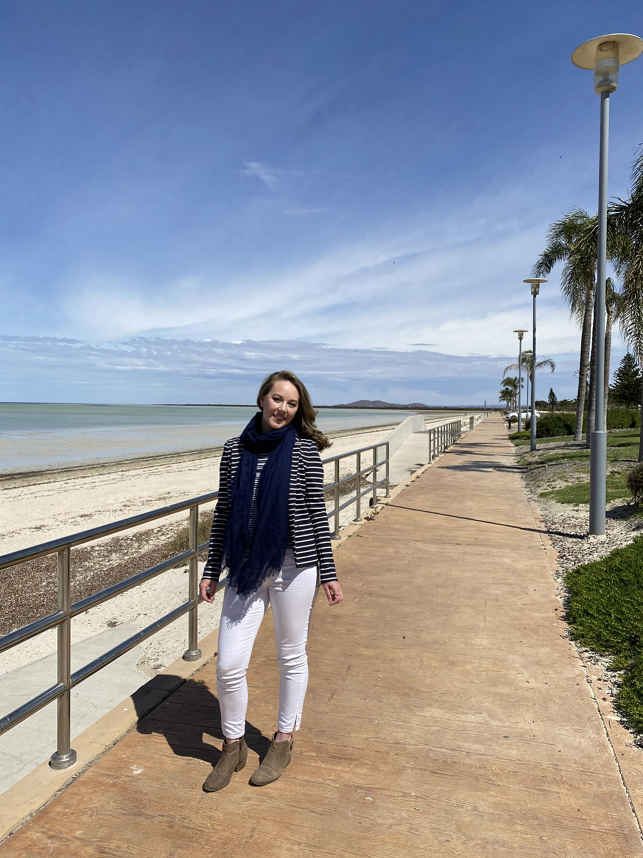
259, 380, 300, 433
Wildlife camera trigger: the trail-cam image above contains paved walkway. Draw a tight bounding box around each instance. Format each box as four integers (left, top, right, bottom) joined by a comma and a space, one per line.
2, 416, 642, 856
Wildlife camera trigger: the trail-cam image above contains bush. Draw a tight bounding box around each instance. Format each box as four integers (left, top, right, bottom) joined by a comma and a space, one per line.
165, 512, 213, 556
628, 463, 643, 504
508, 430, 530, 440
525, 409, 641, 438
607, 408, 641, 430
528, 412, 575, 438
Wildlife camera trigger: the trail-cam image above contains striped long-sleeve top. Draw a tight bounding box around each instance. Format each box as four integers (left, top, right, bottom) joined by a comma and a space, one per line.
201, 435, 338, 585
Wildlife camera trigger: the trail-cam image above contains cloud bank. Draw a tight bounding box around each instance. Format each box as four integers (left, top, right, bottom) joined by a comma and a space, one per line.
0, 334, 597, 407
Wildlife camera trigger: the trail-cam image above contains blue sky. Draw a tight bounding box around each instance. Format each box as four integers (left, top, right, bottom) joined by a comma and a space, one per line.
1, 0, 642, 405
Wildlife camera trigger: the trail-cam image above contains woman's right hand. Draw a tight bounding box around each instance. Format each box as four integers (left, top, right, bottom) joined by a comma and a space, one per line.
199, 578, 216, 603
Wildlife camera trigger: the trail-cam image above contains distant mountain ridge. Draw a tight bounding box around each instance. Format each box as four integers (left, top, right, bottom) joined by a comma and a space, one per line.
333, 400, 431, 408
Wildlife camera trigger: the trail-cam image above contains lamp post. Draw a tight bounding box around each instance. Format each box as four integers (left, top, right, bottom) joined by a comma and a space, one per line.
514, 329, 528, 431
523, 279, 547, 452
572, 33, 643, 535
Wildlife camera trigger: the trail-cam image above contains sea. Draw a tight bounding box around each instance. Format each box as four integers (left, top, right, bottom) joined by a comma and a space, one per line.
0, 403, 461, 474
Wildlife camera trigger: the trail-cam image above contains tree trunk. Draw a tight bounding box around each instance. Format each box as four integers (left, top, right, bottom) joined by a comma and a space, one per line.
603, 310, 612, 432
639, 371, 643, 462
586, 306, 597, 448
574, 280, 594, 441
525, 362, 530, 412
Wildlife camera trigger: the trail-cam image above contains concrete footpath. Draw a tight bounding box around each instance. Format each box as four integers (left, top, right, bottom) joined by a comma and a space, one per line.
2, 415, 642, 856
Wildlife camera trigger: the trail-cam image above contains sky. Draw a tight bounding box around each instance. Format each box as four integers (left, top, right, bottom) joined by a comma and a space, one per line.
1, 0, 642, 405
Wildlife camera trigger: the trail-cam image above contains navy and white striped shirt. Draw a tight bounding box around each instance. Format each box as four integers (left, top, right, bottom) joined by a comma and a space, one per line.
202, 435, 337, 585
246, 455, 293, 549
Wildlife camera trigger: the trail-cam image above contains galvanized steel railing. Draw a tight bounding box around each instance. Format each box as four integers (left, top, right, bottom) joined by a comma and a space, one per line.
0, 419, 465, 772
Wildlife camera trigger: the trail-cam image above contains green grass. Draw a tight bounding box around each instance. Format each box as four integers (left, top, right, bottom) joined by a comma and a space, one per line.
566, 536, 643, 733
540, 472, 630, 505
512, 433, 574, 447
518, 430, 641, 468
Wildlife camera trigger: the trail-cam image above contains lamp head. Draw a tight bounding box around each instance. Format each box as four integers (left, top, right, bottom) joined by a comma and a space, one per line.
572, 34, 643, 94
523, 278, 547, 297
514, 329, 528, 342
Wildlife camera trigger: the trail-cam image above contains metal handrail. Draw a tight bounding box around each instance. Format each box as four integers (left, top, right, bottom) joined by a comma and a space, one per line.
0, 418, 472, 771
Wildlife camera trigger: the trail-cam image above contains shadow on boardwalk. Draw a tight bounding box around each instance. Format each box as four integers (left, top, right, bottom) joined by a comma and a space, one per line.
387, 503, 586, 540
134, 677, 272, 772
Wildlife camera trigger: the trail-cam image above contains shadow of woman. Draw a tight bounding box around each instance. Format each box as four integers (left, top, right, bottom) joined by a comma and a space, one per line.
132, 673, 271, 770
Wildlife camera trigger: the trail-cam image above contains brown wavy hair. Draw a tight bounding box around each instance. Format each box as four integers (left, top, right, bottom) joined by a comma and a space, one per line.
256, 370, 331, 451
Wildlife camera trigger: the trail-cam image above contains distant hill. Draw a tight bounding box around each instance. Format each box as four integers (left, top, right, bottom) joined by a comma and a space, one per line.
333, 400, 431, 409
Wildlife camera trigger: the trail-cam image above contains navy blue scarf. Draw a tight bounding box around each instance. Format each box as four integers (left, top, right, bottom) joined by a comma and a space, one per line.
222, 413, 296, 596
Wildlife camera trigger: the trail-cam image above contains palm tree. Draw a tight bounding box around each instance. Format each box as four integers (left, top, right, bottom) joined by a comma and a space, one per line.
609, 145, 643, 459
501, 376, 520, 409
499, 386, 514, 410
504, 350, 555, 410
532, 209, 596, 441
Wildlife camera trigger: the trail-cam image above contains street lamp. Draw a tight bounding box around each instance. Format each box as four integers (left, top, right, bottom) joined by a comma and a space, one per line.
513, 330, 528, 431
523, 279, 547, 452
572, 33, 643, 536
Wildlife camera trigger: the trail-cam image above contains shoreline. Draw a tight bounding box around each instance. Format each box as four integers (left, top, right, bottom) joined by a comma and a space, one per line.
0, 422, 400, 489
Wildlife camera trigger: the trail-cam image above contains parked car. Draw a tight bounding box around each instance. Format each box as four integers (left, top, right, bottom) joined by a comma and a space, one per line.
507, 409, 540, 421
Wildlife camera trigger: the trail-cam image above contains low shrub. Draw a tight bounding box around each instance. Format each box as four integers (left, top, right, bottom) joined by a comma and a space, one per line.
525, 409, 640, 438
508, 430, 530, 440
165, 512, 214, 556
607, 408, 641, 430
628, 463, 643, 504
527, 412, 575, 438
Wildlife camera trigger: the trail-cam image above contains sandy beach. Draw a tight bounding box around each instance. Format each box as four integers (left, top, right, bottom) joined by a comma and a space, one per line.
0, 424, 397, 676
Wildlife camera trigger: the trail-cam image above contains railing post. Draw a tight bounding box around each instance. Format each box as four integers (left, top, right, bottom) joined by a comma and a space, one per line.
333, 459, 340, 538
372, 448, 378, 507
50, 546, 77, 770
183, 505, 202, 662
470, 415, 474, 431
385, 441, 390, 497
354, 451, 362, 521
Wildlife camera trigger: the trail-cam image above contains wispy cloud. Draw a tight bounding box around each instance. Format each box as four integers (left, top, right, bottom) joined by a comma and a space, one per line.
241, 161, 281, 190
59, 178, 595, 361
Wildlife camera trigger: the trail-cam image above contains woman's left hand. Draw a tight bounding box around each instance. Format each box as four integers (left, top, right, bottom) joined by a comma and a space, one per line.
322, 581, 343, 606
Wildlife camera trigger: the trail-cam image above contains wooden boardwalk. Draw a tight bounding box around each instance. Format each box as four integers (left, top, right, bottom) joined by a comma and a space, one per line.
2, 416, 643, 856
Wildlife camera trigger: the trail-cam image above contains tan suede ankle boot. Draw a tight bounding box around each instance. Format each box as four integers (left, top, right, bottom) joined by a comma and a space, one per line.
202, 737, 248, 792
249, 732, 293, 786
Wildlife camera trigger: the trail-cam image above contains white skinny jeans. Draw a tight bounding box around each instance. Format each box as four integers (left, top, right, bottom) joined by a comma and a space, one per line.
216, 549, 319, 738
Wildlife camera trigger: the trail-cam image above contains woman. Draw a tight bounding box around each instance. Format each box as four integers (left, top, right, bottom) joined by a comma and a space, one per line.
199, 370, 343, 792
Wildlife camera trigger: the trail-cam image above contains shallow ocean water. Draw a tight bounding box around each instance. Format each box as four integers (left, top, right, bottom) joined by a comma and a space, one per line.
0, 403, 455, 473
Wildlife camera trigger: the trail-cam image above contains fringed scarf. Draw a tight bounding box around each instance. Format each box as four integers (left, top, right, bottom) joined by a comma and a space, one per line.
222, 413, 296, 596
